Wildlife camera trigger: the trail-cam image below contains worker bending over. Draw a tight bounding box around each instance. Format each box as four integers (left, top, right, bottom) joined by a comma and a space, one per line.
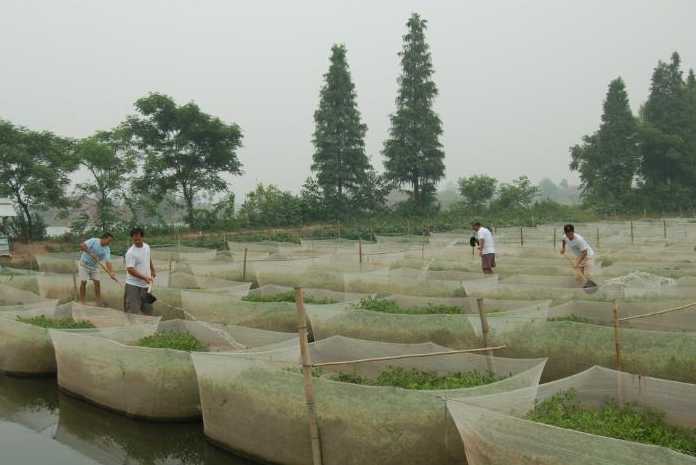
78, 232, 116, 306
561, 224, 595, 282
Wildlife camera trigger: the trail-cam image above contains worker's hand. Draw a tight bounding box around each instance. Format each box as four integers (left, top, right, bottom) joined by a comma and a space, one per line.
560, 249, 565, 255
145, 276, 154, 284
109, 272, 117, 280
151, 271, 157, 279
478, 249, 483, 257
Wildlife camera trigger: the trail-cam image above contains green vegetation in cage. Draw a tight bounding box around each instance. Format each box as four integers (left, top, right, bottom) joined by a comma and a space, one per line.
136, 332, 207, 351
242, 291, 337, 304
527, 389, 696, 456
356, 296, 463, 315
16, 315, 96, 329
333, 367, 502, 390
548, 314, 593, 323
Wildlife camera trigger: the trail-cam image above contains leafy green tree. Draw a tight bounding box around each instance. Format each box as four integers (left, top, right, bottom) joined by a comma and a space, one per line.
312, 44, 370, 216
350, 169, 392, 214
300, 177, 327, 223
494, 176, 539, 210
639, 52, 693, 210
457, 175, 497, 210
125, 93, 243, 226
238, 184, 302, 227
383, 13, 445, 209
570, 78, 640, 212
75, 130, 136, 232
0, 120, 76, 240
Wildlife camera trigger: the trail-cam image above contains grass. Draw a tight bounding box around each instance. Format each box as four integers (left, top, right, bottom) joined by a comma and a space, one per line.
333, 367, 501, 390
16, 315, 96, 329
242, 290, 337, 304
136, 331, 207, 351
356, 296, 463, 315
527, 389, 696, 456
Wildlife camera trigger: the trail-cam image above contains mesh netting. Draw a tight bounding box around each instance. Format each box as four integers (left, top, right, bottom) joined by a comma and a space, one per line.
448, 366, 696, 465
191, 335, 547, 465
0, 303, 159, 375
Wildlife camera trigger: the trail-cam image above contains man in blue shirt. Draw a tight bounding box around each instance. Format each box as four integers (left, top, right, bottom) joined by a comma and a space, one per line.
79, 232, 116, 305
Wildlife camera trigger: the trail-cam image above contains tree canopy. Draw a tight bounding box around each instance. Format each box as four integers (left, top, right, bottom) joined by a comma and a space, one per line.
125, 93, 243, 226
458, 175, 498, 211
383, 13, 445, 210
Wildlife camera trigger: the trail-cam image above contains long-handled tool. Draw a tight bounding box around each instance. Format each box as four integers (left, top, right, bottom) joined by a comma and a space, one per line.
85, 250, 121, 285
563, 253, 598, 294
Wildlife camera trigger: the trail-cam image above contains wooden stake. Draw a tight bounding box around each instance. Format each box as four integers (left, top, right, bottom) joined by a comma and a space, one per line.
72, 271, 78, 301
242, 247, 248, 281
476, 298, 494, 374
612, 300, 624, 406
168, 256, 173, 288
630, 221, 634, 245
520, 227, 524, 247
358, 239, 363, 265
295, 288, 323, 465
596, 227, 600, 250
553, 228, 557, 249
663, 219, 667, 241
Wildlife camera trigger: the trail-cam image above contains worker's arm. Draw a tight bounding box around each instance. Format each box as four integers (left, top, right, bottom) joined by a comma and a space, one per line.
127, 266, 152, 284
150, 259, 156, 279
79, 241, 88, 252
478, 239, 485, 256
560, 239, 566, 255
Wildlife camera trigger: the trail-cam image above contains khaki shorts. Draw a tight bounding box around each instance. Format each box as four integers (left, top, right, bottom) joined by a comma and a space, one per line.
78, 265, 99, 282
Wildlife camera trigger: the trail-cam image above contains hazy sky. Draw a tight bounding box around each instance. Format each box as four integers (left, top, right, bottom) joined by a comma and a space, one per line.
2, 0, 696, 198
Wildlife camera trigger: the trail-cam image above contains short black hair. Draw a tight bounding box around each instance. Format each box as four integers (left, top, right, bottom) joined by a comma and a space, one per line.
472, 222, 481, 227
130, 227, 145, 238
101, 232, 114, 240
563, 224, 574, 233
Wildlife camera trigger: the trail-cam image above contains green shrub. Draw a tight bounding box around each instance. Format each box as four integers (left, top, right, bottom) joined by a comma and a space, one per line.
356, 296, 463, 315
16, 315, 96, 329
528, 389, 696, 456
333, 367, 501, 390
136, 332, 207, 351
242, 291, 336, 304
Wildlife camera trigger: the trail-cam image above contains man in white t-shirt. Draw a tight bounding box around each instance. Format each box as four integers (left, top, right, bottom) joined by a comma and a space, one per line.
561, 223, 595, 280
472, 222, 496, 274
124, 227, 156, 314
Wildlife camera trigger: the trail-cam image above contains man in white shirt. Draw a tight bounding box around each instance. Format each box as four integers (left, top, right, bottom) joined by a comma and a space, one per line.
124, 227, 156, 314
561, 223, 595, 280
472, 222, 496, 274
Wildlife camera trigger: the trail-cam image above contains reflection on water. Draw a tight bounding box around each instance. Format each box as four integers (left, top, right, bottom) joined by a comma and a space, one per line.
0, 374, 254, 465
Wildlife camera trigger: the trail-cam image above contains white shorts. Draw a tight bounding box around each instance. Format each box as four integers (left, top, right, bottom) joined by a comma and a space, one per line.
78, 265, 100, 282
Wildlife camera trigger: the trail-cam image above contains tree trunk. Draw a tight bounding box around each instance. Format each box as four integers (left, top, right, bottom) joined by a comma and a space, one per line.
183, 186, 195, 227
413, 177, 420, 207
17, 198, 32, 243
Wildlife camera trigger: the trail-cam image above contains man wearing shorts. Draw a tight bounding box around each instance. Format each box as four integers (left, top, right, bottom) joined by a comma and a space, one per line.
561, 224, 595, 282
78, 233, 115, 305
124, 227, 156, 314
472, 222, 496, 274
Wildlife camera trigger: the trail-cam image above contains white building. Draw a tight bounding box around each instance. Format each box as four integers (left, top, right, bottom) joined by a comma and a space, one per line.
0, 198, 17, 256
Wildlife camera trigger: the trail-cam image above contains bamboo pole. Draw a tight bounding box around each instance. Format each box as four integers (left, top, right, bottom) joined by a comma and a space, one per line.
476, 298, 494, 374
242, 247, 248, 281
619, 301, 696, 322
295, 288, 323, 465
312, 345, 507, 368
72, 271, 78, 301
612, 300, 624, 406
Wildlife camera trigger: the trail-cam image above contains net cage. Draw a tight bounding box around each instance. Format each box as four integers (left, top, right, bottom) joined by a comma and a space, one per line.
191, 335, 547, 465
34, 252, 126, 274
149, 246, 218, 262
0, 282, 56, 307
447, 366, 696, 465
0, 302, 159, 376
49, 320, 296, 420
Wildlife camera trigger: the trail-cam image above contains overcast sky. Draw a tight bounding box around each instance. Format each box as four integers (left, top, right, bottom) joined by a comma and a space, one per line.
2, 0, 696, 198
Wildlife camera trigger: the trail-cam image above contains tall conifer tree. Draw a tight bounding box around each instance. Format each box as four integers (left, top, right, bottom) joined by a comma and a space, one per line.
383, 13, 444, 209
312, 44, 370, 217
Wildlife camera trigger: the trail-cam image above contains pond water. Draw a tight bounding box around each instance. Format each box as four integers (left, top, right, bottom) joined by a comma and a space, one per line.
0, 374, 255, 465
